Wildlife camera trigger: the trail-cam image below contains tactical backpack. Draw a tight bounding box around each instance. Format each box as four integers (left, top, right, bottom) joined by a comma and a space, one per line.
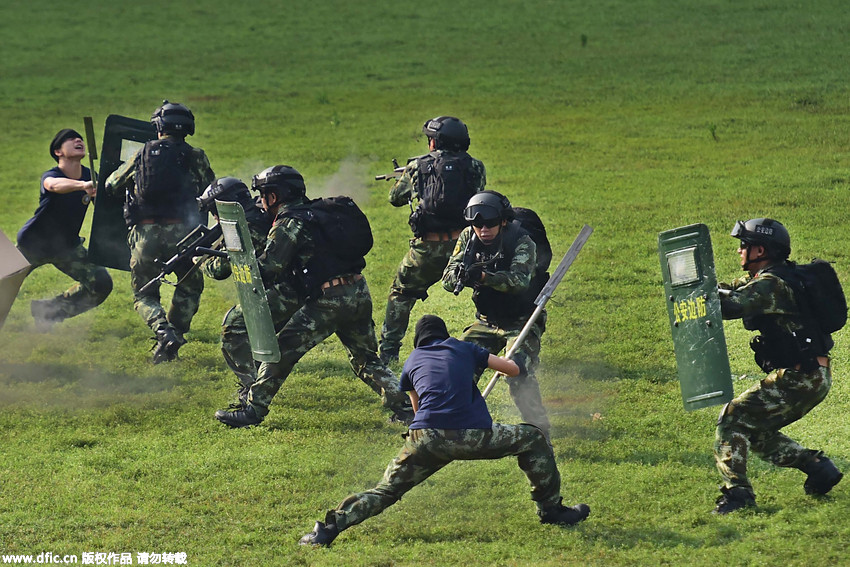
134, 138, 193, 209
511, 207, 552, 274
283, 196, 373, 297
410, 151, 478, 236
773, 260, 847, 334
748, 259, 847, 371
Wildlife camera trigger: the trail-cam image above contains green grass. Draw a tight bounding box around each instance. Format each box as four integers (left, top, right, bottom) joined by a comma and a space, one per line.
1, 0, 850, 565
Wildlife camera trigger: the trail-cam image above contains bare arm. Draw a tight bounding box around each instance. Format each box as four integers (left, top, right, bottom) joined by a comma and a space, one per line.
407, 390, 420, 413
44, 177, 94, 195
487, 354, 520, 377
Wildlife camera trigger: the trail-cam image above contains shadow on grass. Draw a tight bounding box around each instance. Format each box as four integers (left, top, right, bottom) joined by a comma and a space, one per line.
580, 523, 742, 549
0, 362, 183, 407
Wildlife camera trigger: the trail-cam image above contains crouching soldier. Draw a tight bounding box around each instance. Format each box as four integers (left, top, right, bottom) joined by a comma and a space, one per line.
214, 165, 412, 427
300, 315, 590, 547
713, 218, 843, 514
197, 177, 298, 405
442, 191, 552, 440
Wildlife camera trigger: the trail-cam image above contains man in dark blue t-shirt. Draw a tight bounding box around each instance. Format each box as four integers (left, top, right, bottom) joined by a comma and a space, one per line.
16, 128, 112, 330
300, 314, 591, 547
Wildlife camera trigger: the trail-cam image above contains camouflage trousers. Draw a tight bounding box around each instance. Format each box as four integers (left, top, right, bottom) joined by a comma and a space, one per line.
221, 285, 302, 389
128, 223, 204, 335
247, 277, 409, 416
461, 315, 551, 436
714, 365, 831, 492
326, 424, 561, 531
380, 238, 457, 357
18, 241, 113, 321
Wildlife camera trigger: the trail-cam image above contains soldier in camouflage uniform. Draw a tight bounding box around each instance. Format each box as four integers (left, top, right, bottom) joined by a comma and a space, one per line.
105, 101, 214, 363
300, 315, 589, 547
17, 128, 113, 330
442, 191, 551, 440
196, 177, 299, 399
378, 116, 486, 364
713, 218, 843, 514
214, 165, 412, 427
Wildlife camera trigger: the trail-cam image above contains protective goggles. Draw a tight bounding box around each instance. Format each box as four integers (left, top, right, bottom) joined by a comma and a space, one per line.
470, 216, 501, 228
730, 220, 749, 239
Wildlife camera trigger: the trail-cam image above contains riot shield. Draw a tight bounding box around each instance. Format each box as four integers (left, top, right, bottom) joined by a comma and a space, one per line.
88, 115, 156, 270
658, 223, 733, 411
216, 201, 281, 363
0, 229, 30, 329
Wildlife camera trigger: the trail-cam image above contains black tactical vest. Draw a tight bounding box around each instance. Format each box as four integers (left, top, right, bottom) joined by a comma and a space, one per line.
130, 139, 197, 224
410, 151, 478, 236
471, 222, 548, 325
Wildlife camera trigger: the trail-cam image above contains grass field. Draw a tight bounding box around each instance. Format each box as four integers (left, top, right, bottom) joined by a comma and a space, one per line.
1, 1, 850, 565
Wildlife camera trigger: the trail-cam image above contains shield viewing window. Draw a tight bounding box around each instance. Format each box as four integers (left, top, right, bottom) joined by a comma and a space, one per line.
220, 221, 244, 252
667, 247, 700, 287
119, 140, 145, 163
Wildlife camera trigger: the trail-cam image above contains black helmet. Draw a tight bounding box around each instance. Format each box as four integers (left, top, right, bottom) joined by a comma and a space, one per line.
251, 165, 306, 202
463, 190, 513, 224
731, 218, 791, 259
198, 177, 251, 215
151, 100, 195, 136
422, 116, 470, 151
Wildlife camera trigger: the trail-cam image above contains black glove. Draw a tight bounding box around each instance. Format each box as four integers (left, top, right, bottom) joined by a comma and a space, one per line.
463, 265, 484, 286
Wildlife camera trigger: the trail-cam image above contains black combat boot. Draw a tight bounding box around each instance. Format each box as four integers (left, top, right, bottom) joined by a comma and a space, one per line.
214, 404, 263, 428
713, 486, 755, 514
152, 327, 186, 364
538, 499, 591, 526
299, 521, 340, 547
802, 456, 843, 495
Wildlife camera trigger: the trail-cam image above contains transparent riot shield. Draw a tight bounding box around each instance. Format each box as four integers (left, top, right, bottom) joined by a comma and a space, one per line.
216, 201, 281, 363
88, 115, 156, 270
658, 223, 733, 411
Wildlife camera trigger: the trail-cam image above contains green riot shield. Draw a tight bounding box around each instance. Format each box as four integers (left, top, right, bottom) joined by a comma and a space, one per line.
216, 201, 281, 363
658, 223, 733, 411
88, 115, 156, 270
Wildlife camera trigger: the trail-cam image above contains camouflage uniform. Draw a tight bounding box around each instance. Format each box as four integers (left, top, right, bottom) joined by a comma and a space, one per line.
20, 240, 112, 323
379, 154, 486, 359
325, 424, 561, 531
715, 268, 832, 493
442, 226, 551, 436
243, 198, 410, 417
105, 137, 214, 338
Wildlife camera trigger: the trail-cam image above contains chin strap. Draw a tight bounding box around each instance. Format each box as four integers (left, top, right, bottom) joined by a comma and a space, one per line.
740, 242, 770, 272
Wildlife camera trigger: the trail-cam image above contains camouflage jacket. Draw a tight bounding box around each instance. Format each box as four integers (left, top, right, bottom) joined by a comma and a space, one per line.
388, 150, 486, 207
104, 135, 214, 198
257, 196, 315, 290
442, 225, 536, 294
719, 263, 801, 332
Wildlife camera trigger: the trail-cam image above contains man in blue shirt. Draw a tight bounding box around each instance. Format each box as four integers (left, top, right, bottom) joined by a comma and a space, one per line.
300, 314, 590, 547
16, 128, 112, 330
